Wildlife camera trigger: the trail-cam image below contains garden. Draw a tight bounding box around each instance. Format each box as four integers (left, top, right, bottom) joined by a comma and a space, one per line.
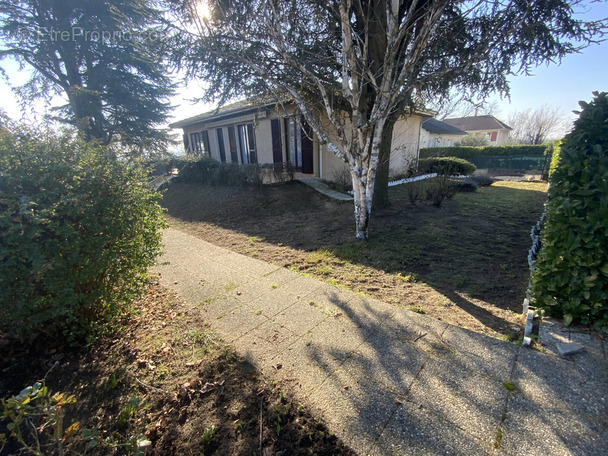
162, 173, 548, 341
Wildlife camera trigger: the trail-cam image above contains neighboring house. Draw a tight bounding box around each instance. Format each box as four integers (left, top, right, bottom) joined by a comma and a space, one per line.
169, 100, 427, 181
443, 115, 512, 145
419, 117, 467, 148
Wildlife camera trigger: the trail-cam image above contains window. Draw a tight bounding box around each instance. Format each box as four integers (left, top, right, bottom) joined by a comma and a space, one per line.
216, 128, 226, 162
189, 131, 210, 156
284, 117, 303, 170
237, 123, 257, 164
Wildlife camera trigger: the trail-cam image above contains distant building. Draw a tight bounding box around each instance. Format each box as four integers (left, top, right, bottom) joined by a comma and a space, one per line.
419, 117, 467, 148
443, 115, 512, 145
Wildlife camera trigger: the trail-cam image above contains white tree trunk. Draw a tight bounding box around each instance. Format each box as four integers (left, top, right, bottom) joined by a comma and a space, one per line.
350, 125, 383, 241
351, 172, 370, 240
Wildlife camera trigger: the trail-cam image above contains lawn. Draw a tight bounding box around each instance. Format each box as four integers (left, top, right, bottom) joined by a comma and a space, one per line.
162, 178, 548, 340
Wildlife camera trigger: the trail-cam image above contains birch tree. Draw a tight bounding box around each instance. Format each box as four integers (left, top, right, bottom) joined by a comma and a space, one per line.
169, 0, 605, 240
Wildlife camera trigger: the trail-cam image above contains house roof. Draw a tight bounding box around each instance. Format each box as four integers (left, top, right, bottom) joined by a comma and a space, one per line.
169, 99, 267, 129
421, 117, 467, 135
443, 115, 512, 132
171, 98, 434, 130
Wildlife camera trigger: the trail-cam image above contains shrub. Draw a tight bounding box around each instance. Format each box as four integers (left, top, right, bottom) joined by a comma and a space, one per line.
0, 124, 166, 341
424, 177, 458, 207
331, 165, 353, 191
418, 157, 476, 176
144, 155, 186, 178
175, 156, 221, 183
174, 157, 291, 187
470, 172, 495, 187
420, 144, 549, 159
531, 92, 608, 330
448, 179, 479, 192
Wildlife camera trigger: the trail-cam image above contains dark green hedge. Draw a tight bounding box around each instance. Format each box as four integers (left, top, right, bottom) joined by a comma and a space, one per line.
418, 157, 476, 176
0, 124, 166, 341
531, 92, 608, 330
420, 144, 549, 159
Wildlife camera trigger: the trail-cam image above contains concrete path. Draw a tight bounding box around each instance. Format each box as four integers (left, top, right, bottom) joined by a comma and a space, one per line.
153, 228, 608, 455
298, 177, 354, 201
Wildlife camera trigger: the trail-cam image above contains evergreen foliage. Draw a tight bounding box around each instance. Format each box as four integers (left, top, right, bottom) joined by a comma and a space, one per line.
0, 122, 167, 341
0, 0, 175, 154
531, 92, 608, 330
421, 145, 549, 159
418, 157, 476, 176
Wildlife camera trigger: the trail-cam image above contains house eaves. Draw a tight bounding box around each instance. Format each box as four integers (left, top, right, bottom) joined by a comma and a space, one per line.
169, 100, 272, 129
421, 117, 467, 135
443, 115, 512, 132
170, 99, 434, 129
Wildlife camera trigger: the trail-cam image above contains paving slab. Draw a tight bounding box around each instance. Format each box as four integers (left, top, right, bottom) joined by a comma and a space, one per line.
298, 176, 354, 201
309, 368, 400, 455
406, 357, 508, 446
370, 400, 492, 456
304, 314, 371, 361
497, 393, 607, 456
440, 325, 520, 381
341, 332, 426, 395
268, 337, 343, 395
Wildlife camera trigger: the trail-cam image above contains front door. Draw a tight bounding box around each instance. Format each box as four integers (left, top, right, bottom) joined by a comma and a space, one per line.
283, 117, 314, 174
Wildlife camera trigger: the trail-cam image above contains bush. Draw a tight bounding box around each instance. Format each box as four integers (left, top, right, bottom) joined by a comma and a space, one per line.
418, 157, 476, 176
420, 144, 549, 159
175, 156, 222, 183
531, 92, 608, 330
174, 157, 292, 187
144, 155, 186, 178
0, 124, 166, 342
470, 172, 495, 187
424, 177, 458, 207
448, 179, 479, 192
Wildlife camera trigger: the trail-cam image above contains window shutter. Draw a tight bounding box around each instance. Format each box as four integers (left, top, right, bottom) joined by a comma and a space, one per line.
271, 119, 283, 166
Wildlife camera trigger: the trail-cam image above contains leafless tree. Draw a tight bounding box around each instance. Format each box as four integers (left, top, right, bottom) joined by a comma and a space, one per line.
508, 105, 565, 144
429, 94, 502, 120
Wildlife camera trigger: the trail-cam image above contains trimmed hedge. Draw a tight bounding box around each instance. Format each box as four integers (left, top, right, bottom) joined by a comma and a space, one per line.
418, 157, 476, 176
420, 144, 549, 159
531, 92, 608, 330
0, 124, 166, 341
546, 140, 562, 180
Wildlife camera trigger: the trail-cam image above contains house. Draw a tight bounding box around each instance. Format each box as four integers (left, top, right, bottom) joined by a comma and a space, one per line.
419, 117, 467, 148
169, 100, 427, 182
443, 115, 512, 145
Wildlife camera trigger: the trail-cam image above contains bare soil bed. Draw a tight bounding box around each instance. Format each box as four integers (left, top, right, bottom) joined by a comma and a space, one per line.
0, 280, 355, 455
162, 179, 548, 341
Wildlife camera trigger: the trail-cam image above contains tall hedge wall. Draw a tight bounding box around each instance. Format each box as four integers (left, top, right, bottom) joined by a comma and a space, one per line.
420, 144, 549, 159
531, 92, 608, 330
0, 124, 167, 341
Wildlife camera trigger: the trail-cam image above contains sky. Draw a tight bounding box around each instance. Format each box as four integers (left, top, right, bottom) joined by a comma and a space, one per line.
1, 2, 606, 137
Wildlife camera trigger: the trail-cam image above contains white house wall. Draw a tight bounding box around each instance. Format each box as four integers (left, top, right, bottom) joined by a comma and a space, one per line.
419, 129, 465, 148
466, 129, 511, 145
319, 114, 423, 180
